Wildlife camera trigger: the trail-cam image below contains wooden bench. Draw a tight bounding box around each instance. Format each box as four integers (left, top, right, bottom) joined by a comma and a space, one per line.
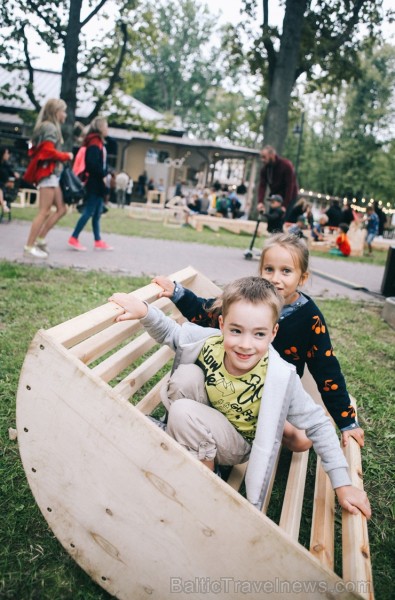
189, 213, 267, 236
307, 223, 365, 257
16, 266, 373, 599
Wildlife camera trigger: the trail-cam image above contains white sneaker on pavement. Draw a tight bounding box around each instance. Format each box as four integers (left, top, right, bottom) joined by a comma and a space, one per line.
24, 245, 48, 259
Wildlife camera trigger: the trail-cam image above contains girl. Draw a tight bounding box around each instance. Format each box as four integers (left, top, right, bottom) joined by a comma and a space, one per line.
68, 117, 113, 251
152, 233, 364, 449
23, 99, 73, 258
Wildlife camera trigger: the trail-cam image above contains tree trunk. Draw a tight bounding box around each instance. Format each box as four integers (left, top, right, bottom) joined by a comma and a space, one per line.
60, 0, 83, 150
263, 0, 308, 153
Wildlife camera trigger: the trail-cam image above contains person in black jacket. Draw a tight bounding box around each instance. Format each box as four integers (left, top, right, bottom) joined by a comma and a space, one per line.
325, 200, 342, 228
0, 147, 17, 215
68, 117, 113, 251
340, 200, 355, 226
262, 194, 284, 233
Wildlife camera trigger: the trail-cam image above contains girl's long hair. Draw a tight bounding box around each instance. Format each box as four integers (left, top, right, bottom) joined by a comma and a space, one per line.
83, 117, 108, 140
33, 98, 67, 143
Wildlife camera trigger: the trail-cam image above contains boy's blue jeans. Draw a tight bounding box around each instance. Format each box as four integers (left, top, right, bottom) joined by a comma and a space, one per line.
72, 193, 103, 241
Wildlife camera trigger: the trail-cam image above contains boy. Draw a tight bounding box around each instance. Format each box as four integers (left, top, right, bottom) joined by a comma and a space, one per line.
330, 223, 351, 256
109, 277, 370, 517
260, 194, 284, 233
364, 205, 379, 255
311, 213, 328, 241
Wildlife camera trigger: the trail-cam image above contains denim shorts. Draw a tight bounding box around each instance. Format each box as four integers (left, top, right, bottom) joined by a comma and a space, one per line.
366, 232, 376, 244
37, 174, 59, 188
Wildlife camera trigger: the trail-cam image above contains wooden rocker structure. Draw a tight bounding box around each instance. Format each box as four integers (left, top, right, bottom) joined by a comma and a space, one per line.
16, 267, 374, 599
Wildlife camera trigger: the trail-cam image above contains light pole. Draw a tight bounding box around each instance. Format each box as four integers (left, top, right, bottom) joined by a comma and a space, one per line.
293, 112, 305, 181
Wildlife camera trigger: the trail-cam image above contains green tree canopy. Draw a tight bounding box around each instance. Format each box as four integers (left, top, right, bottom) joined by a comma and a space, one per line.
130, 0, 224, 137
227, 0, 393, 152
0, 0, 139, 148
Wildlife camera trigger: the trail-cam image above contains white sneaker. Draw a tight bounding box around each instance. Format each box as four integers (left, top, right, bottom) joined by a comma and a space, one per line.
35, 238, 48, 251
24, 245, 48, 259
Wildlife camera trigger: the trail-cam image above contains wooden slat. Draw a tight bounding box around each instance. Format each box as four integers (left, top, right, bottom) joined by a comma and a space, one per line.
69, 297, 175, 365
91, 332, 156, 382
47, 266, 200, 347
91, 310, 185, 383
279, 450, 309, 540
227, 462, 248, 491
47, 303, 125, 348
70, 320, 142, 364
342, 438, 374, 600
135, 372, 171, 415
310, 457, 335, 570
113, 345, 174, 401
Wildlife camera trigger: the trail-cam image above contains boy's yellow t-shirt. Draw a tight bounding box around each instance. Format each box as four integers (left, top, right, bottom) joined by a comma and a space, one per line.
196, 335, 268, 443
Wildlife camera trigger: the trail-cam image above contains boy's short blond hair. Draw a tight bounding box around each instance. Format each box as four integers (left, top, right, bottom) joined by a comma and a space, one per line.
219, 277, 283, 324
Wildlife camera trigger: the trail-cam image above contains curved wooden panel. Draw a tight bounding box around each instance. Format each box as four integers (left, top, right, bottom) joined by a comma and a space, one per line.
16, 330, 361, 600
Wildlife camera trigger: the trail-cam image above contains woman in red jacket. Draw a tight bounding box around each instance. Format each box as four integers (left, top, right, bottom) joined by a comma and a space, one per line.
23, 99, 73, 258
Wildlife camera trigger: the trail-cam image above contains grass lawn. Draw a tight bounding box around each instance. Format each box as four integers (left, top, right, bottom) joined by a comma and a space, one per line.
1, 262, 394, 599
11, 206, 389, 266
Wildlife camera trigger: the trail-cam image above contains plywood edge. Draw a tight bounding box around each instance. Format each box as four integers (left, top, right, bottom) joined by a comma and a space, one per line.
342, 440, 374, 600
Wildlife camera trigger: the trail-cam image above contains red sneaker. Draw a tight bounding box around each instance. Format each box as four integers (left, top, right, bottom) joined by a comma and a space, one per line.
94, 240, 113, 251
68, 236, 87, 251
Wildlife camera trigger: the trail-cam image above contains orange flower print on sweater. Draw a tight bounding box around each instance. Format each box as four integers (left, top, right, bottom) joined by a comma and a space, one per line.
312, 316, 326, 335
341, 405, 356, 419
284, 346, 299, 360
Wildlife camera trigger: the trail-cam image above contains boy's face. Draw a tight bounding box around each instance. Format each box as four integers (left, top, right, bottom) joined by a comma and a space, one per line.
218, 300, 278, 377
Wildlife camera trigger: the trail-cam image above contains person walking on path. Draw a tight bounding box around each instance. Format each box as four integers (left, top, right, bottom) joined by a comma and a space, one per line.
23, 99, 73, 258
364, 205, 379, 256
68, 117, 113, 252
257, 145, 298, 220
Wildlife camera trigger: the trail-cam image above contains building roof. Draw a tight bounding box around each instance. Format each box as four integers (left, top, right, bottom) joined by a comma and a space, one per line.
108, 126, 260, 157
0, 67, 259, 157
0, 67, 181, 128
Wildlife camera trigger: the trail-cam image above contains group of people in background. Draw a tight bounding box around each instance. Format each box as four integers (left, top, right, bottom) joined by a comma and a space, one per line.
1, 101, 389, 260
257, 188, 385, 258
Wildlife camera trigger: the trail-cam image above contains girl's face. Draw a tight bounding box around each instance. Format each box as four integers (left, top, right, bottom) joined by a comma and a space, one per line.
260, 245, 308, 305
56, 107, 67, 124
2, 149, 10, 161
